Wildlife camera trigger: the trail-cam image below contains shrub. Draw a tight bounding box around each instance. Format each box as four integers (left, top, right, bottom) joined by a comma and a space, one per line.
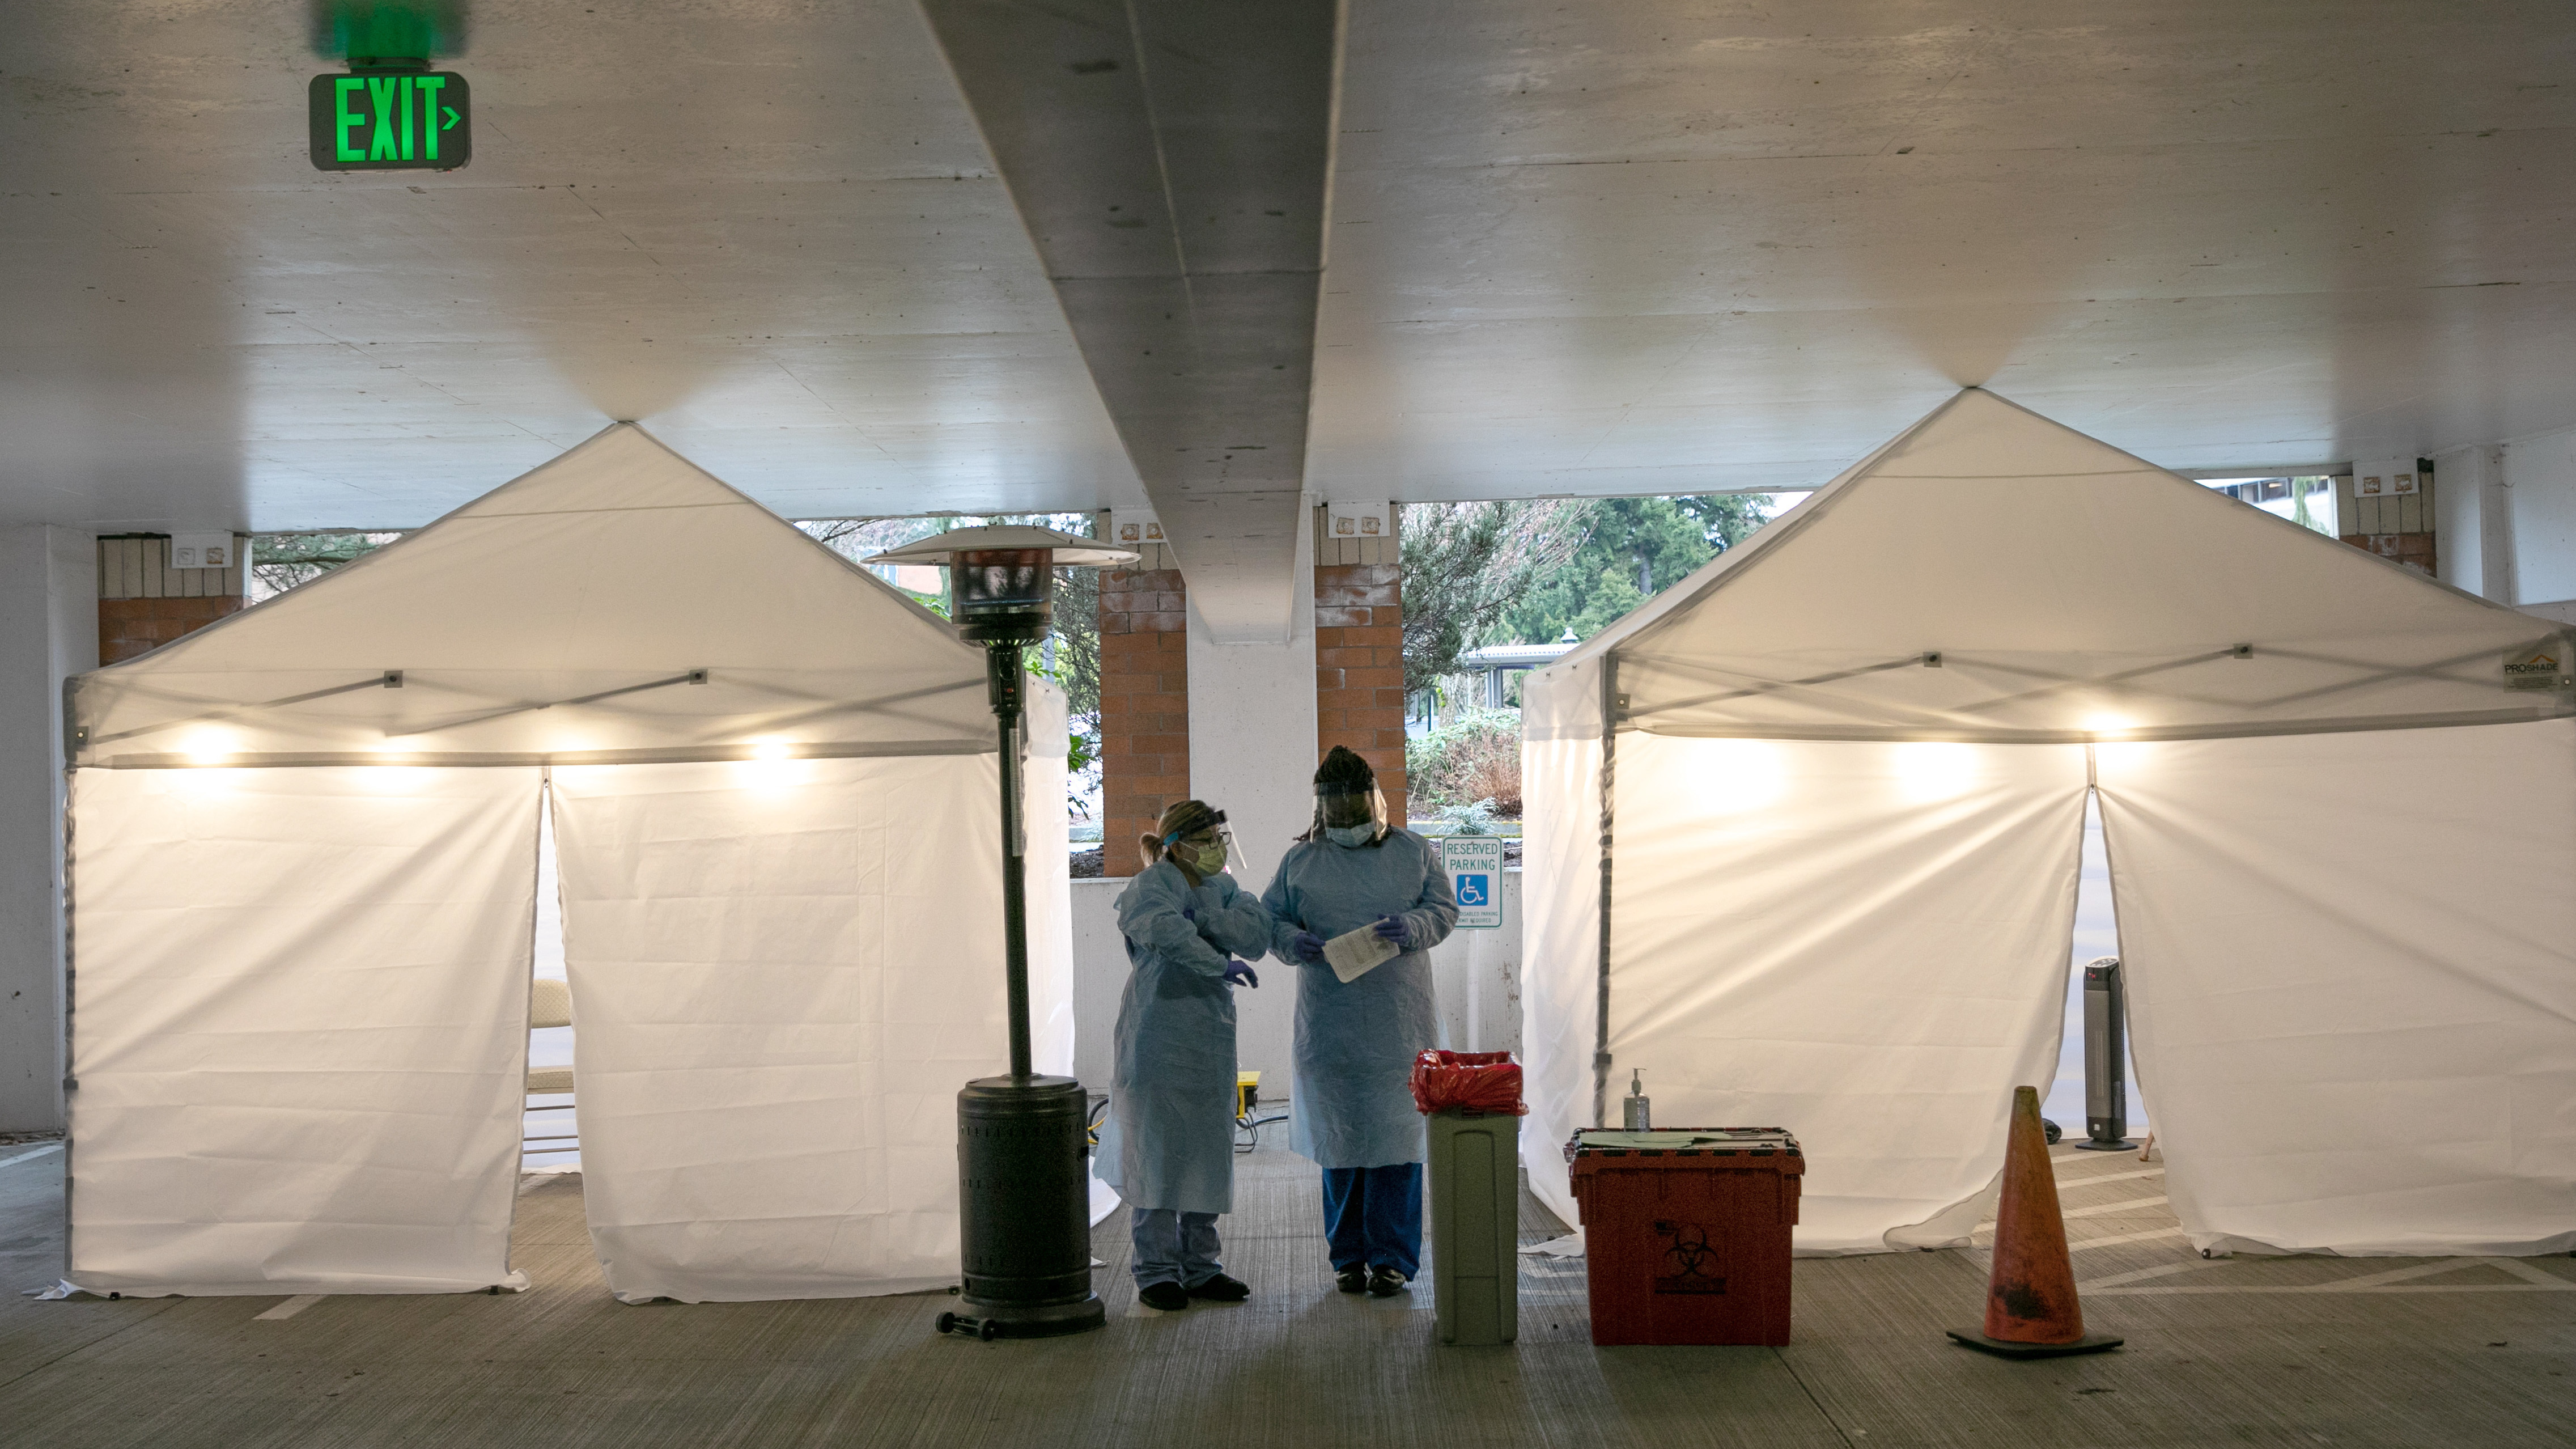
1407, 710, 1522, 816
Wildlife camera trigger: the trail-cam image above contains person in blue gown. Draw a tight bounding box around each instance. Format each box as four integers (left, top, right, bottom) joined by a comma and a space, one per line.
1098, 799, 1270, 1312
1261, 746, 1458, 1297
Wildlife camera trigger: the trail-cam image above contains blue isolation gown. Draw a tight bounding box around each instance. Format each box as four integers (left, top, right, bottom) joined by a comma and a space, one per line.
1261, 830, 1459, 1169
1097, 858, 1274, 1215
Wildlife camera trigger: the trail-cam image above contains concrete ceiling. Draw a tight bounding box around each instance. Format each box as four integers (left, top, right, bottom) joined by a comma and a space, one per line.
1312, 1, 2576, 497
4, 2, 2575, 627
0, 2, 1134, 533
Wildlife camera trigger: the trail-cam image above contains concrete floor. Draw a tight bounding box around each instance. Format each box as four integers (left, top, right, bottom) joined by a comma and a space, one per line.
2, 1137, 2571, 1448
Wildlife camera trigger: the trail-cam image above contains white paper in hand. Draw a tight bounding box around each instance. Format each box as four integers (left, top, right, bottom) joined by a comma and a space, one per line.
1323, 926, 1399, 984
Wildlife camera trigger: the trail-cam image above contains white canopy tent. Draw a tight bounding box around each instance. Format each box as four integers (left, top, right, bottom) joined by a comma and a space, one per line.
1523, 389, 2576, 1257
61, 423, 1074, 1300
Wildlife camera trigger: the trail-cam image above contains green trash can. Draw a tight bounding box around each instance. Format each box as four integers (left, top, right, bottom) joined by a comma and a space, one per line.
1427, 1108, 1520, 1345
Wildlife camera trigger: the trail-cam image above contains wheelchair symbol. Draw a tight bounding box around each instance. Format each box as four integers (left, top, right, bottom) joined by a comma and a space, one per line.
1455, 873, 1489, 906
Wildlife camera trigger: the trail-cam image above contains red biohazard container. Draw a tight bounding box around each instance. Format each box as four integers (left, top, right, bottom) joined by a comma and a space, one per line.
1565, 1128, 1803, 1346
1408, 1050, 1529, 1116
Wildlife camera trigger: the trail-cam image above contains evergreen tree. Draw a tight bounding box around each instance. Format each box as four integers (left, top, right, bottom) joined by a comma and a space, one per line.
1497, 494, 1769, 645
1397, 499, 1590, 696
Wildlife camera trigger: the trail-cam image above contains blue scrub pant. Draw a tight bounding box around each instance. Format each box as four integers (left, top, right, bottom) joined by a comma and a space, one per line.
1131, 1208, 1223, 1289
1320, 1163, 1423, 1278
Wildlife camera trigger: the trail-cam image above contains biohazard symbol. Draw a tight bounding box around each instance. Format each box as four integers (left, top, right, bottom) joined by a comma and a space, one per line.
1652, 1220, 1728, 1295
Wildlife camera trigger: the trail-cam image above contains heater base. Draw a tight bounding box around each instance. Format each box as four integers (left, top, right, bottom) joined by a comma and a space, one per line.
954, 1075, 1105, 1342
937, 1298, 1107, 1341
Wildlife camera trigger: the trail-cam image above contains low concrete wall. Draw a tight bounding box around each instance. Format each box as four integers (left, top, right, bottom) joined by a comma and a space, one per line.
1070, 879, 1126, 1094
1069, 867, 1525, 1109
1426, 867, 1524, 1061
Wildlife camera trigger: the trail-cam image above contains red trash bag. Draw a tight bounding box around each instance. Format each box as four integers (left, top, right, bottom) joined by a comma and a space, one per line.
1410, 1049, 1529, 1116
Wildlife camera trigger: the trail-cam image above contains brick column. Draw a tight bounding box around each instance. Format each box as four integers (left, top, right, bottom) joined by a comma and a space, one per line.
1098, 522, 1190, 877
1313, 506, 1406, 823
96, 533, 246, 664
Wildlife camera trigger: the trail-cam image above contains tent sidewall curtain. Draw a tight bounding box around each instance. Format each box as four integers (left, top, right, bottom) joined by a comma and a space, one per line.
65, 766, 544, 1297
552, 686, 1071, 1304
1526, 704, 2576, 1259
1539, 725, 2090, 1255
63, 682, 1073, 1300
2095, 718, 2576, 1257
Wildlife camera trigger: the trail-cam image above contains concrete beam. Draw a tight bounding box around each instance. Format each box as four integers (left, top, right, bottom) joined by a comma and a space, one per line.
919, 0, 1335, 642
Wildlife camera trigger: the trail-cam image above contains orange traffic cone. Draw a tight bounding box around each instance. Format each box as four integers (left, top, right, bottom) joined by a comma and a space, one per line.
1946, 1086, 2123, 1358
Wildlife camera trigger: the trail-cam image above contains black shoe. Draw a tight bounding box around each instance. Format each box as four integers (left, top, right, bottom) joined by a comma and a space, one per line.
1366, 1266, 1410, 1298
1137, 1281, 1190, 1311
1334, 1266, 1369, 1294
1186, 1273, 1250, 1303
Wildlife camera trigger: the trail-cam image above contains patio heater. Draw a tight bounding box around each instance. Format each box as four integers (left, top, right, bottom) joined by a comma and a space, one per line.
863, 524, 1135, 1341
2075, 957, 2134, 1151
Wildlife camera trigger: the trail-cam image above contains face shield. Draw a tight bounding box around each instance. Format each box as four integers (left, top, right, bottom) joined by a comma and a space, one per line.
1162, 810, 1237, 876
1313, 779, 1388, 845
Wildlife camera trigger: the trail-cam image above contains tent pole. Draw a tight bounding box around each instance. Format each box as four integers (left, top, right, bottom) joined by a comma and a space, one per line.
57, 762, 76, 1277
1593, 658, 1617, 1130
988, 642, 1033, 1082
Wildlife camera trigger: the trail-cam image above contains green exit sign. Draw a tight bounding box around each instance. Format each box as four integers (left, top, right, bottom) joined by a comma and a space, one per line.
307, 71, 470, 171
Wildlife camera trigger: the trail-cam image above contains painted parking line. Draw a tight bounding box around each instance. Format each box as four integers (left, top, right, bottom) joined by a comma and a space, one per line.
2097, 1282, 2576, 1296
0, 1143, 64, 1170
2081, 1259, 2222, 1291
2053, 1167, 2165, 1189
1974, 1194, 2168, 1236
2065, 1226, 2187, 1251
253, 1295, 325, 1321
2092, 1258, 2576, 1297
1973, 1224, 2188, 1252
2060, 1194, 2168, 1220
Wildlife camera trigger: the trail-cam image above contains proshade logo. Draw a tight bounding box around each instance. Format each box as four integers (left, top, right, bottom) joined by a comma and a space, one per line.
308, 71, 470, 171
2503, 645, 2569, 691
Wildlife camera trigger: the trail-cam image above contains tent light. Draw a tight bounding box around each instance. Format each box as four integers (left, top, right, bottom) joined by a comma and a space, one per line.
355, 738, 429, 787
737, 736, 805, 790
2083, 713, 2138, 738
180, 728, 239, 765
1692, 739, 1789, 816
1893, 742, 1979, 802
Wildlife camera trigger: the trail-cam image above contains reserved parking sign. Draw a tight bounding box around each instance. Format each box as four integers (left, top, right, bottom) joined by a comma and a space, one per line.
1440, 836, 1503, 929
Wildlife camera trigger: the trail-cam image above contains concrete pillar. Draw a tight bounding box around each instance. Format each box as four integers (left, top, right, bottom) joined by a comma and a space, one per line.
2432, 444, 2509, 601
1097, 532, 1191, 878
1185, 519, 1318, 1100
0, 527, 97, 1132
1312, 504, 1407, 820
2501, 427, 2576, 607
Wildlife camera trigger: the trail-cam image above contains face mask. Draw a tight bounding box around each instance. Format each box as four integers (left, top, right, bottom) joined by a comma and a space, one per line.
1325, 823, 1376, 848
1186, 842, 1229, 876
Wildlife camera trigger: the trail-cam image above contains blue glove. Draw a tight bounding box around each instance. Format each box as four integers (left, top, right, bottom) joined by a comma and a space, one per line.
1224, 959, 1259, 989
1292, 931, 1327, 963
1182, 906, 1197, 922
1373, 914, 1411, 948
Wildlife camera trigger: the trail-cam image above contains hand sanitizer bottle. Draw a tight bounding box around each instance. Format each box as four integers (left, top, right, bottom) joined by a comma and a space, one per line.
1622, 1069, 1652, 1130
